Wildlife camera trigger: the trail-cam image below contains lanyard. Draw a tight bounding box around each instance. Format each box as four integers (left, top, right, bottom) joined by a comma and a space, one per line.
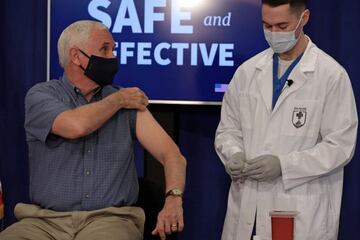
272, 53, 303, 109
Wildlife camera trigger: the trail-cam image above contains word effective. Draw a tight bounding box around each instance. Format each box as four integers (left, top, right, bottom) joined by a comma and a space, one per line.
118, 42, 234, 66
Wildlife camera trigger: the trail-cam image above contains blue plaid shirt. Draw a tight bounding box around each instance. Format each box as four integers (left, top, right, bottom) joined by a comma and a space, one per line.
24, 75, 138, 211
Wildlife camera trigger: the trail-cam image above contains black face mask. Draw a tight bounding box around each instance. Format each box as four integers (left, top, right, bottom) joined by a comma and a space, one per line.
78, 49, 119, 87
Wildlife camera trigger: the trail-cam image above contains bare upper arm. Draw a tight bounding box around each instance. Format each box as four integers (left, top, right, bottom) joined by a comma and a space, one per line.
136, 109, 180, 165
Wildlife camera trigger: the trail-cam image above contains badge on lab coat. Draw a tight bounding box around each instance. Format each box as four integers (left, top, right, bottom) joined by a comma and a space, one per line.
292, 107, 307, 128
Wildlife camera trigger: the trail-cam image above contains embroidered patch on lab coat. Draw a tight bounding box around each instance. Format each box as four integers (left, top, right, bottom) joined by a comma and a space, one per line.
292, 107, 307, 128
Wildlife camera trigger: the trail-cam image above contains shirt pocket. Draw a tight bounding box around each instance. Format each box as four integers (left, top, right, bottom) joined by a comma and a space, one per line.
280, 100, 321, 137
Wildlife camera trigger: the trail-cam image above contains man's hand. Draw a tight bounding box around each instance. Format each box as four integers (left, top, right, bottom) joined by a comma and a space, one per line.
115, 87, 148, 110
242, 155, 282, 182
225, 152, 246, 181
152, 196, 184, 240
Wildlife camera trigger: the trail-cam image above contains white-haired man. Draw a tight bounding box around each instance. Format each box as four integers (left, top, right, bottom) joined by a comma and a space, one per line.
0, 20, 186, 240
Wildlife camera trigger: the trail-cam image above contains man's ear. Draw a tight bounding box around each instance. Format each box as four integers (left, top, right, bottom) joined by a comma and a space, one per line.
302, 9, 310, 26
69, 48, 81, 66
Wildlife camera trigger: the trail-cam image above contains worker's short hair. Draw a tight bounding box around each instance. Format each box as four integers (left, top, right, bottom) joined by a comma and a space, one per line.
262, 0, 307, 12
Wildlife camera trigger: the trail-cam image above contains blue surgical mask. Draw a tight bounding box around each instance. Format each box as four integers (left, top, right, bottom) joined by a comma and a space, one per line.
264, 12, 305, 53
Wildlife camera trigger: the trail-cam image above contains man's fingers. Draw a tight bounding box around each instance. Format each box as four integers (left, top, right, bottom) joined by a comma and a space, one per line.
152, 227, 166, 240
173, 211, 184, 232
141, 96, 149, 107
242, 165, 263, 177
228, 162, 243, 171
164, 219, 172, 235
152, 197, 184, 238
160, 232, 166, 240
242, 160, 262, 173
228, 161, 245, 178
151, 228, 158, 235
243, 169, 263, 178
177, 217, 184, 232
229, 169, 244, 179
153, 224, 166, 240
248, 173, 264, 180
118, 87, 149, 109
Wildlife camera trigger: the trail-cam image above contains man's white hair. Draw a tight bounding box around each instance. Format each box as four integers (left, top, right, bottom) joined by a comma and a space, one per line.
57, 20, 108, 68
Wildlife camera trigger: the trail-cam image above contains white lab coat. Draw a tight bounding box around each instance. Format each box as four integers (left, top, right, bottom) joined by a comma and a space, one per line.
215, 37, 358, 240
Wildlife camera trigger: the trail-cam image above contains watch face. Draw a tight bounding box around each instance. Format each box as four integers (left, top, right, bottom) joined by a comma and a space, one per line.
167, 188, 183, 197
172, 189, 182, 195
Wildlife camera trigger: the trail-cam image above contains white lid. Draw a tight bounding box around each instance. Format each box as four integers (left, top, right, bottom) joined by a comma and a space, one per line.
269, 210, 298, 217
253, 236, 262, 240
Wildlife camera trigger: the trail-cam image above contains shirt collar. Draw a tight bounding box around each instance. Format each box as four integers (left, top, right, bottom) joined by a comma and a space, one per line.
61, 74, 80, 96
61, 74, 103, 99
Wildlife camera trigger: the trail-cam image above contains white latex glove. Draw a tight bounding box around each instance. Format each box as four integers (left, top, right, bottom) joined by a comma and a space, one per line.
225, 152, 246, 181
242, 155, 281, 182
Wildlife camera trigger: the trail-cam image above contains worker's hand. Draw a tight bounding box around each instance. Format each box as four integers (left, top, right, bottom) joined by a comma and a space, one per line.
225, 152, 246, 182
152, 196, 184, 240
115, 87, 148, 110
242, 155, 281, 182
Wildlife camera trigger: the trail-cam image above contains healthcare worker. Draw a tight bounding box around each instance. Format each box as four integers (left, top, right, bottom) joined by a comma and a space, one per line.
215, 0, 358, 240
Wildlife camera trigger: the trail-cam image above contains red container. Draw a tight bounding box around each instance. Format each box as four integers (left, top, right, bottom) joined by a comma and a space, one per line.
269, 211, 298, 240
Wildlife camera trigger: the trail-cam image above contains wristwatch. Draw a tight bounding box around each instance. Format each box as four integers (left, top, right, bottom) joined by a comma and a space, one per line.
165, 188, 183, 198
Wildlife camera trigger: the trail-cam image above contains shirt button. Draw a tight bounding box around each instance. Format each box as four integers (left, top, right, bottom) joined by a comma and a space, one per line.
87, 149, 92, 153
85, 194, 90, 198
85, 171, 91, 176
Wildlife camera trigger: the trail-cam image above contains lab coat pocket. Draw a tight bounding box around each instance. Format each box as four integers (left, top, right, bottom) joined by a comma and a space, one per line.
274, 193, 329, 240
238, 92, 258, 129
280, 100, 321, 137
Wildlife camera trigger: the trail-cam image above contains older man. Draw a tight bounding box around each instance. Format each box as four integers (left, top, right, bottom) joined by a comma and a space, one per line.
0, 20, 186, 240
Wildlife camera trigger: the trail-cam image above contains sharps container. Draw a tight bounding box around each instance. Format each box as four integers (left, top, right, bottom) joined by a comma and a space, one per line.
269, 211, 298, 240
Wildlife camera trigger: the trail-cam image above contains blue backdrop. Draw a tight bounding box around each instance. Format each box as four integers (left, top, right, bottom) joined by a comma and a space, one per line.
49, 0, 267, 102
1, 0, 359, 239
